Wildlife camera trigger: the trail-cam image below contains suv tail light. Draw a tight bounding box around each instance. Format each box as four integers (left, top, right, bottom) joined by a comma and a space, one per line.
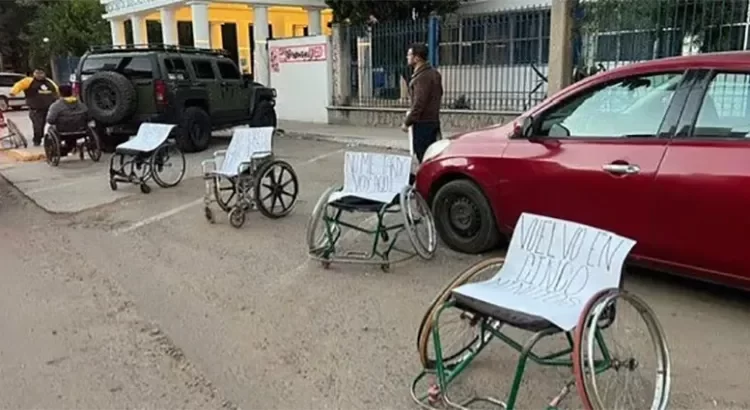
72, 81, 81, 97
154, 80, 167, 106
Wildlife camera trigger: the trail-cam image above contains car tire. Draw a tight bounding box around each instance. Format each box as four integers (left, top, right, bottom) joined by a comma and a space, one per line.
250, 100, 277, 128
177, 106, 211, 153
432, 179, 500, 254
96, 125, 128, 153
82, 71, 137, 125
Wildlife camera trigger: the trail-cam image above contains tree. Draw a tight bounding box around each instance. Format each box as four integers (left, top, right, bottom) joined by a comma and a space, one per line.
325, 0, 464, 24
0, 0, 50, 72
26, 0, 109, 69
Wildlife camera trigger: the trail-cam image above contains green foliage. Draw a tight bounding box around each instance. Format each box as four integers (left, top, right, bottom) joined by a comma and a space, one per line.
0, 0, 48, 71
325, 0, 464, 23
26, 0, 110, 67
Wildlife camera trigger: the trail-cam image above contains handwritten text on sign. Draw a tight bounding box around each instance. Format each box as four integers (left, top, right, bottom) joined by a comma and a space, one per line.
270, 43, 327, 72
345, 152, 411, 194
453, 213, 635, 330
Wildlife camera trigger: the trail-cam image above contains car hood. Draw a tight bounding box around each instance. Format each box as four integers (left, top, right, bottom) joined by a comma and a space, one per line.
447, 121, 516, 143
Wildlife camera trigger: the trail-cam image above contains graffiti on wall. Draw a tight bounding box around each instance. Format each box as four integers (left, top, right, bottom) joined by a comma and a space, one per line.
270, 43, 327, 73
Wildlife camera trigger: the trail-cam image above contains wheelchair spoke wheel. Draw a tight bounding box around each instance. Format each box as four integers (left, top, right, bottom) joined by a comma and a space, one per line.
86, 127, 102, 162
44, 133, 60, 167
306, 186, 340, 253
7, 119, 27, 148
151, 144, 185, 188
213, 176, 237, 212
400, 186, 437, 260
255, 159, 298, 219
418, 257, 505, 369
573, 289, 670, 410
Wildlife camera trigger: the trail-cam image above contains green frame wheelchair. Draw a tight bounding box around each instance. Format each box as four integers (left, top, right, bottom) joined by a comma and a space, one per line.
411, 236, 671, 409
305, 152, 437, 272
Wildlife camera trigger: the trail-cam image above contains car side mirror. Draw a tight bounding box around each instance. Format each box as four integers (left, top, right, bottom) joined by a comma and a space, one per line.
512, 115, 534, 139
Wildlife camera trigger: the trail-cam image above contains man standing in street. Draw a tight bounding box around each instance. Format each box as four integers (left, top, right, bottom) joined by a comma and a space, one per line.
402, 43, 443, 164
10, 69, 59, 146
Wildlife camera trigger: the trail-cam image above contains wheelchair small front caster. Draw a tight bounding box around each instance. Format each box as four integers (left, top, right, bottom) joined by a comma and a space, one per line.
109, 179, 117, 191
229, 207, 246, 228
381, 263, 390, 272
204, 207, 214, 223
321, 261, 331, 269
140, 183, 151, 194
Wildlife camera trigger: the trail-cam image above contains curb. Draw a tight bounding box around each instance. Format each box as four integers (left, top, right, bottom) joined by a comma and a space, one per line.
279, 130, 409, 153
5, 149, 45, 162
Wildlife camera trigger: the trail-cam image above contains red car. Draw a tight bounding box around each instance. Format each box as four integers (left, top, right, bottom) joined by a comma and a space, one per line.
416, 51, 750, 290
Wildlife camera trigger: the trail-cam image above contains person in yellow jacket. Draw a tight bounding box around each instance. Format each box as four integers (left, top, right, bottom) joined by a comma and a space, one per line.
10, 69, 59, 146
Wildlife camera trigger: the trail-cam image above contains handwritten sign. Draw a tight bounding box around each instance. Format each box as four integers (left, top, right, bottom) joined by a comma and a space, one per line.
327, 151, 412, 204
117, 123, 175, 152
453, 213, 636, 331
270, 43, 327, 72
219, 126, 274, 176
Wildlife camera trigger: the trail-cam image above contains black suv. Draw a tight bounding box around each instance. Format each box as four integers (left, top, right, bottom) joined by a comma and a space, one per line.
72, 44, 277, 152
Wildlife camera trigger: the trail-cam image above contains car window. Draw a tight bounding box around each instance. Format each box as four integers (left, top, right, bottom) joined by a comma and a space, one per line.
693, 72, 750, 139
216, 60, 241, 80
0, 74, 24, 87
81, 55, 154, 80
192, 60, 215, 79
538, 72, 684, 138
164, 57, 188, 80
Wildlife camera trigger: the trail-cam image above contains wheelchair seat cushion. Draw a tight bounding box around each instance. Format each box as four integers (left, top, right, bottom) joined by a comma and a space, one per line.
328, 194, 398, 213
451, 291, 561, 333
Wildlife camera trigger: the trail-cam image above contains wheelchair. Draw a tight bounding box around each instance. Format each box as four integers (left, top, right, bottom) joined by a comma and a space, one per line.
108, 123, 185, 194
411, 214, 671, 410
202, 126, 299, 228
306, 151, 437, 272
43, 117, 102, 166
0, 111, 27, 149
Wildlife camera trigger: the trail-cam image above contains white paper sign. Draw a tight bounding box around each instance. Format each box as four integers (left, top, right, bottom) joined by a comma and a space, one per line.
328, 151, 412, 204
453, 213, 636, 331
117, 123, 176, 152
219, 126, 273, 176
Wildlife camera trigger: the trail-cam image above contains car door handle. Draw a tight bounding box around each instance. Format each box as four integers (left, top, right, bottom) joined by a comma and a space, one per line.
602, 163, 640, 175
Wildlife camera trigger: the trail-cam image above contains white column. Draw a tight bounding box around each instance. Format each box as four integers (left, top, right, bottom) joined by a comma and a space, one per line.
253, 5, 270, 86
160, 7, 178, 45
109, 18, 125, 46
190, 1, 211, 49
307, 8, 322, 35
130, 15, 146, 46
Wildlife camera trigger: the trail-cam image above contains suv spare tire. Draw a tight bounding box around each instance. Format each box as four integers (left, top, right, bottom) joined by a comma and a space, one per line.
82, 71, 137, 125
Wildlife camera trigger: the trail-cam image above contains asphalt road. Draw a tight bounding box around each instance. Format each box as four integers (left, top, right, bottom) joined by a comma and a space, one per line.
1, 132, 749, 409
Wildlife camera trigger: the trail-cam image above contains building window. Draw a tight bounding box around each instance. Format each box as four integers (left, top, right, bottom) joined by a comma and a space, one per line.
440, 9, 550, 66
124, 20, 134, 45
293, 24, 309, 37
178, 21, 194, 47
147, 20, 163, 44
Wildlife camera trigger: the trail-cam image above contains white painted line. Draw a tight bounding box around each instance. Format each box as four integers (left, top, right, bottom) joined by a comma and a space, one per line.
114, 148, 343, 235
26, 179, 85, 194
114, 198, 203, 235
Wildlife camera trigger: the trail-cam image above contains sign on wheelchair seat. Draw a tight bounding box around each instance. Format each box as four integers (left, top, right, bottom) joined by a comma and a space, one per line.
117, 123, 176, 152
454, 213, 636, 330
327, 151, 412, 203
219, 126, 274, 176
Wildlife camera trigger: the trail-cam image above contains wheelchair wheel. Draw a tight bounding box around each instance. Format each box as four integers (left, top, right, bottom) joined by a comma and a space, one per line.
417, 257, 505, 369
254, 159, 299, 219
44, 132, 61, 167
573, 289, 670, 410
151, 143, 186, 188
7, 119, 27, 148
400, 186, 437, 260
86, 127, 102, 162
306, 186, 339, 253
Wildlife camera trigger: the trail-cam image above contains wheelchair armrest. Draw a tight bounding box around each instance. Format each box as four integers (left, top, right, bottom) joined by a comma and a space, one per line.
213, 149, 227, 158
236, 160, 253, 176
250, 151, 273, 159
201, 158, 218, 177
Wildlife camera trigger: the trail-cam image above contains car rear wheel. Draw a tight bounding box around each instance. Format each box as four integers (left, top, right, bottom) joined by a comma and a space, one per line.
178, 106, 211, 153
432, 179, 500, 254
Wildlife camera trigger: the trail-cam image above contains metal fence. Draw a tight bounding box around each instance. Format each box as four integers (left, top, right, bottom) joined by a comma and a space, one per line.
345, 4, 551, 112
53, 56, 81, 84
574, 0, 750, 72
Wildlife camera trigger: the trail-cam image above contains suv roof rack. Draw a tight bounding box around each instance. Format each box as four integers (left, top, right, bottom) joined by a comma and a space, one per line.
88, 44, 230, 56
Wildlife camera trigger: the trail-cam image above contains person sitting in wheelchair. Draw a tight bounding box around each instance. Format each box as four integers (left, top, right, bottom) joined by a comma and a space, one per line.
46, 84, 89, 156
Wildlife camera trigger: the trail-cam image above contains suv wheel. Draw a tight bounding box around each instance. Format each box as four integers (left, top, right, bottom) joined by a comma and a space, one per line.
178, 106, 211, 153
250, 101, 277, 128
82, 71, 137, 125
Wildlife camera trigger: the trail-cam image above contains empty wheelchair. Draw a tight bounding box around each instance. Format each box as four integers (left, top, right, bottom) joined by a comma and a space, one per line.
108, 123, 185, 194
411, 213, 670, 410
306, 151, 437, 272
0, 111, 27, 149
201, 126, 299, 228
43, 116, 102, 166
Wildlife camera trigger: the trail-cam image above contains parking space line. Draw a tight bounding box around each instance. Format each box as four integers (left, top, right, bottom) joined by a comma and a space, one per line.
114, 148, 344, 235
27, 179, 87, 194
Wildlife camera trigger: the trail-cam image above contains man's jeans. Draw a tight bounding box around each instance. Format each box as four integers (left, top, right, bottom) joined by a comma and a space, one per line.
29, 108, 49, 145
411, 121, 441, 163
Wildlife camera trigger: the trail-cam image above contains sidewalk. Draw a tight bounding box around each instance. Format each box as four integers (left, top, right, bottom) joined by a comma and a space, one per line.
278, 120, 464, 152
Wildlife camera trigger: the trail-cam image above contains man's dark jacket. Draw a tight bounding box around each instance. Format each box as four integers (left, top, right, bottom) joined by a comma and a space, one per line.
404, 63, 443, 126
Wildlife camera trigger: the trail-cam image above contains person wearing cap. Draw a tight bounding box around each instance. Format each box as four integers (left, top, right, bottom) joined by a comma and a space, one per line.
9, 69, 59, 146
